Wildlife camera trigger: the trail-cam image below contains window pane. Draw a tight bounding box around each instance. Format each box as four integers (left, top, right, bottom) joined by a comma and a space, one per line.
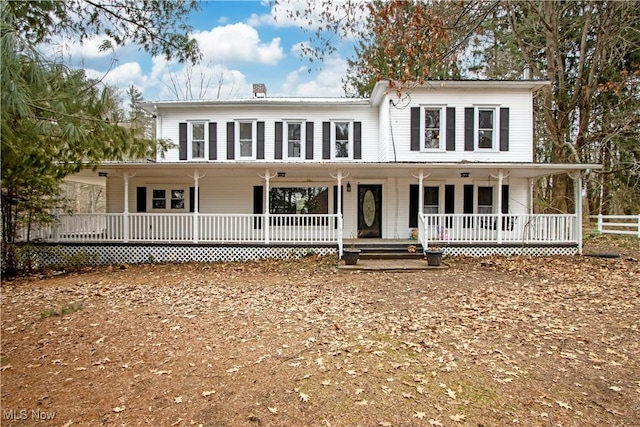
152, 189, 165, 199
288, 123, 301, 141
478, 187, 493, 206
424, 187, 439, 205
192, 141, 204, 158
478, 130, 493, 148
192, 123, 205, 140
288, 141, 301, 157
335, 141, 349, 158
152, 200, 166, 209
239, 122, 252, 140
269, 187, 329, 214
240, 140, 253, 157
335, 122, 349, 140
479, 110, 493, 129
171, 190, 184, 200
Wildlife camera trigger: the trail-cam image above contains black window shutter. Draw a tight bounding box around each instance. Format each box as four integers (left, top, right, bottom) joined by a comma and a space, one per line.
253, 186, 263, 229
444, 184, 455, 227
445, 185, 455, 213
226, 122, 234, 160
208, 122, 217, 160
136, 187, 147, 212
446, 107, 455, 151
501, 185, 509, 213
463, 184, 474, 228
500, 107, 509, 151
274, 122, 283, 160
322, 122, 330, 159
409, 184, 419, 228
501, 184, 512, 230
354, 121, 362, 159
333, 185, 344, 229
305, 122, 314, 160
257, 121, 265, 159
410, 107, 420, 151
464, 108, 474, 151
179, 122, 187, 160
189, 187, 201, 213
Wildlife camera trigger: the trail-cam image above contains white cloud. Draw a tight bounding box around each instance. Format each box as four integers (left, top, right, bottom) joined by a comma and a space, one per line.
59, 35, 122, 60
194, 23, 284, 65
279, 57, 348, 97
84, 62, 145, 88
144, 60, 250, 101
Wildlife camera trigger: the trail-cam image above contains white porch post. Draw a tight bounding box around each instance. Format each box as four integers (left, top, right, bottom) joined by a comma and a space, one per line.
190, 170, 204, 243
336, 170, 343, 256
122, 171, 130, 243
330, 169, 348, 257
258, 169, 277, 244
496, 170, 504, 244
572, 171, 583, 253
417, 171, 425, 248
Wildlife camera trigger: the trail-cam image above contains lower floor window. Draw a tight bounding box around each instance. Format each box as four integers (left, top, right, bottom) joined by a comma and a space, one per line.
477, 186, 493, 213
269, 187, 329, 214
152, 188, 186, 210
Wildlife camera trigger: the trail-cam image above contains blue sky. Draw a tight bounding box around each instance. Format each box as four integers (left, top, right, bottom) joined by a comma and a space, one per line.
65, 1, 356, 101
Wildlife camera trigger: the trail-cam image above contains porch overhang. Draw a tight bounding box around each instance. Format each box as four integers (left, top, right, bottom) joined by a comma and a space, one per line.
84, 161, 601, 181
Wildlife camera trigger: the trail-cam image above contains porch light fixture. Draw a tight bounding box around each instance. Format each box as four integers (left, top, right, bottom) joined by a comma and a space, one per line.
98, 172, 108, 177
460, 172, 470, 178
346, 182, 352, 192
277, 172, 286, 177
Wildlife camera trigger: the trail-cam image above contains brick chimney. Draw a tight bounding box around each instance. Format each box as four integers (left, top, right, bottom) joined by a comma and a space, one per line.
253, 83, 267, 98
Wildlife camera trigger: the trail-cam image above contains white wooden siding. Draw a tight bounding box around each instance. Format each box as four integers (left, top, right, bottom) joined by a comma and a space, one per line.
384, 88, 534, 163
157, 104, 379, 163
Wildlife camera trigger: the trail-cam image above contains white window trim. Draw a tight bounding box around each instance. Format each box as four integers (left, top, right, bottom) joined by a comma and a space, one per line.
150, 187, 188, 211
188, 121, 208, 160
331, 120, 353, 160
420, 106, 445, 152
474, 106, 500, 151
235, 120, 256, 160
284, 121, 305, 160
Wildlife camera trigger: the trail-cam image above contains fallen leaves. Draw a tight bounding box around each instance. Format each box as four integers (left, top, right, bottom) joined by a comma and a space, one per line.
1, 253, 639, 426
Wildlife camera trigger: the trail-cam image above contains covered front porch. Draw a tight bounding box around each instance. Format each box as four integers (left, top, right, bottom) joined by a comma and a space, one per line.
22, 161, 594, 258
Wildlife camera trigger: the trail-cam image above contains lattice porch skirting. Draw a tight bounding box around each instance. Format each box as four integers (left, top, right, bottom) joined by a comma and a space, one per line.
22, 242, 579, 269
28, 243, 338, 268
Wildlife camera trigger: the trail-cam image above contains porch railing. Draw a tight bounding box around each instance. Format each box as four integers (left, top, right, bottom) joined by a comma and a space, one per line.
20, 213, 577, 247
420, 213, 577, 246
21, 213, 340, 244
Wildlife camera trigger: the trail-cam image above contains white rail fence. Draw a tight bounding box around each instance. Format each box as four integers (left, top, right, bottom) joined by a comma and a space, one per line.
588, 214, 640, 237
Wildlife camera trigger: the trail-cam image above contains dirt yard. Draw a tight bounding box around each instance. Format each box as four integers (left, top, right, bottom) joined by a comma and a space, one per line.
1, 236, 639, 426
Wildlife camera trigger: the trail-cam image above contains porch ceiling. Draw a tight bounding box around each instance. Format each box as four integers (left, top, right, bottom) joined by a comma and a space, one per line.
91, 162, 601, 181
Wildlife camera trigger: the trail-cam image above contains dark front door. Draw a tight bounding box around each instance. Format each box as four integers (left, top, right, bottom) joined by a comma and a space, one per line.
358, 184, 382, 238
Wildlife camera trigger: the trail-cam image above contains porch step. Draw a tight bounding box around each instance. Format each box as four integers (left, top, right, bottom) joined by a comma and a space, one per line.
353, 243, 425, 260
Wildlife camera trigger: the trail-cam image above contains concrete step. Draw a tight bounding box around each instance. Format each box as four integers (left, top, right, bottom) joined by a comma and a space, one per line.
359, 252, 425, 260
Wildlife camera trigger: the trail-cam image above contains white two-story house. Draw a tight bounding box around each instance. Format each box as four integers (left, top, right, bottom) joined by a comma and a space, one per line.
44, 80, 599, 263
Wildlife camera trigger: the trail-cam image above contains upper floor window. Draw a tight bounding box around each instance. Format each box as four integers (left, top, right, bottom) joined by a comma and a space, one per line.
333, 121, 352, 159
423, 108, 443, 150
236, 121, 255, 159
190, 122, 206, 159
477, 108, 496, 149
286, 122, 304, 159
